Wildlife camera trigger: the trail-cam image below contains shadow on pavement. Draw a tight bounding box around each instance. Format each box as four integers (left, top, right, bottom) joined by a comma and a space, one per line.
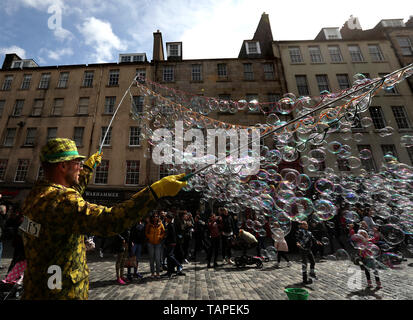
285, 282, 315, 291
346, 288, 382, 300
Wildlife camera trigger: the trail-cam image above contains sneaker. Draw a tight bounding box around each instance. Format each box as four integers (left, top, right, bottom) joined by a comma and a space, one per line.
121, 277, 130, 283
133, 272, 143, 279
376, 281, 382, 289
117, 278, 126, 285
309, 272, 318, 280
367, 280, 373, 288
228, 258, 234, 265
222, 259, 228, 265
177, 265, 183, 273
303, 279, 313, 285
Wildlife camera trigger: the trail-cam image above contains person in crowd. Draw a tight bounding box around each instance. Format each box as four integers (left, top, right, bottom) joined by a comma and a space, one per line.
273, 222, 291, 268
126, 218, 145, 281
309, 220, 327, 260
5, 206, 25, 273
296, 221, 322, 285
192, 214, 209, 262
362, 207, 377, 233
207, 213, 222, 268
162, 213, 184, 278
145, 211, 165, 279
182, 211, 194, 263
114, 229, 130, 285
220, 207, 235, 265
0, 202, 7, 270
20, 138, 187, 299
174, 211, 185, 264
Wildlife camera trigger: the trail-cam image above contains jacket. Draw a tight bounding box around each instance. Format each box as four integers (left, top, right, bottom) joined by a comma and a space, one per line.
164, 221, 177, 246
21, 164, 156, 300
145, 222, 165, 245
296, 229, 317, 251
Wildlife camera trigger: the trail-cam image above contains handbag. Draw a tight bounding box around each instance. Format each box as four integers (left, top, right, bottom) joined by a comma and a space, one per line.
124, 255, 137, 268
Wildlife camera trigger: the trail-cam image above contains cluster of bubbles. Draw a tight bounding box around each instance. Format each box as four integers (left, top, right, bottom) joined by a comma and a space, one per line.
129, 66, 413, 266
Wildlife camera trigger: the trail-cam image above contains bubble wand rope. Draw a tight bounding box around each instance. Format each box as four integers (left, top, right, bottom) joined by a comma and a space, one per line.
180, 63, 413, 181
93, 76, 138, 168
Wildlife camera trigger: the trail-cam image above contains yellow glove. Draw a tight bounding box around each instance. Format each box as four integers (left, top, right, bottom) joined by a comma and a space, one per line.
84, 151, 103, 169
150, 173, 188, 198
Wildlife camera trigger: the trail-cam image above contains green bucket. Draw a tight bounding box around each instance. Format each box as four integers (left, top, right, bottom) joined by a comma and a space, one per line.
284, 288, 309, 300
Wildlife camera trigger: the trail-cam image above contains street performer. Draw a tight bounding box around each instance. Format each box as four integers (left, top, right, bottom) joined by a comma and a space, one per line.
20, 138, 187, 299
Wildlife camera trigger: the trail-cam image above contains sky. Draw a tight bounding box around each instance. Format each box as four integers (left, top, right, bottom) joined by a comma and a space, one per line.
0, 0, 411, 66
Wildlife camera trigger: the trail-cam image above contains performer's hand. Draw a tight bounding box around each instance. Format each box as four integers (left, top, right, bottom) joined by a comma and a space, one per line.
84, 151, 102, 169
150, 173, 188, 198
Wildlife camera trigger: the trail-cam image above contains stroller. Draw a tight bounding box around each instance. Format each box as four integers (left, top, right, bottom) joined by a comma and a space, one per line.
232, 229, 264, 269
0, 260, 25, 300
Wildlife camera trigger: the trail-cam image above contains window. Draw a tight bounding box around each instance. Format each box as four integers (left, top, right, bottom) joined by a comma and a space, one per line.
348, 45, 364, 62
159, 164, 169, 179
12, 100, 24, 116
47, 127, 57, 141
336, 74, 350, 90
163, 66, 174, 82
337, 158, 350, 171
217, 63, 227, 77
31, 99, 44, 116
0, 100, 5, 117
263, 63, 275, 80
244, 63, 254, 80
328, 46, 343, 62
129, 127, 141, 146
266, 93, 280, 113
392, 106, 410, 129
125, 160, 140, 185
246, 41, 261, 54
78, 97, 89, 115
357, 145, 377, 172
57, 72, 69, 88
24, 128, 37, 146
104, 96, 116, 114
0, 159, 7, 181
2, 75, 13, 90
100, 127, 112, 146
21, 74, 32, 89
167, 44, 180, 57
289, 47, 303, 63
135, 68, 146, 81
82, 71, 94, 87
295, 75, 310, 96
51, 98, 63, 116
397, 37, 413, 56
381, 144, 398, 159
108, 70, 119, 86
133, 55, 144, 62
316, 74, 330, 93
94, 160, 109, 184
309, 46, 323, 63
132, 96, 143, 114
120, 55, 131, 62
4, 128, 16, 146
74, 127, 84, 147
369, 106, 386, 129
38, 73, 51, 89
191, 64, 202, 81
368, 45, 384, 61
14, 159, 30, 182
406, 147, 413, 166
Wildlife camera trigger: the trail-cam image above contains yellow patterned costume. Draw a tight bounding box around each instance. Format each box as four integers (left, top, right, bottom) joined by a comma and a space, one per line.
21, 160, 156, 299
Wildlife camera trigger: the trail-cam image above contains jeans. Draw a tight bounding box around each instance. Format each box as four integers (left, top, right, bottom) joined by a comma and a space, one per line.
147, 243, 162, 275
165, 245, 181, 274
300, 248, 316, 275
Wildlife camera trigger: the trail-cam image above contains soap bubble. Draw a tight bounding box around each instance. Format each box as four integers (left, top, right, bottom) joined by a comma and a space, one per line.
380, 224, 405, 245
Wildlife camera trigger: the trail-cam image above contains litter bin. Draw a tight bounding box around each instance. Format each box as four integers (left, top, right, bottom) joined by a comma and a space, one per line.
284, 288, 309, 300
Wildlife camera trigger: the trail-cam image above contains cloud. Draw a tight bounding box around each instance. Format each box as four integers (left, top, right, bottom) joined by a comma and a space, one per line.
77, 17, 127, 63
46, 47, 74, 60
0, 45, 26, 59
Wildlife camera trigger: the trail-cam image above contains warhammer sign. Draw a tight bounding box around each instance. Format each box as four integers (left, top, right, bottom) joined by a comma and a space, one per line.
84, 191, 121, 199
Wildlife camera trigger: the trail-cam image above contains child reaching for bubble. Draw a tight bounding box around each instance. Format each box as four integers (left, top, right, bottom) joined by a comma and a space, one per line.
354, 229, 382, 290
296, 221, 322, 284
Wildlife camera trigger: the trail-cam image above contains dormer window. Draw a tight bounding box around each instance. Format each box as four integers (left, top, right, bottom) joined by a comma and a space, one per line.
381, 19, 405, 28
11, 59, 38, 69
166, 43, 182, 58
119, 53, 146, 63
323, 28, 342, 40
246, 41, 261, 55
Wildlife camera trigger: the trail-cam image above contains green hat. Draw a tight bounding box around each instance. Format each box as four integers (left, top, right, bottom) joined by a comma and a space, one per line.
40, 138, 86, 163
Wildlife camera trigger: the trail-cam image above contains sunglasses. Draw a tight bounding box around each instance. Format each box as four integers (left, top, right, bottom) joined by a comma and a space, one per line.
68, 160, 84, 168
